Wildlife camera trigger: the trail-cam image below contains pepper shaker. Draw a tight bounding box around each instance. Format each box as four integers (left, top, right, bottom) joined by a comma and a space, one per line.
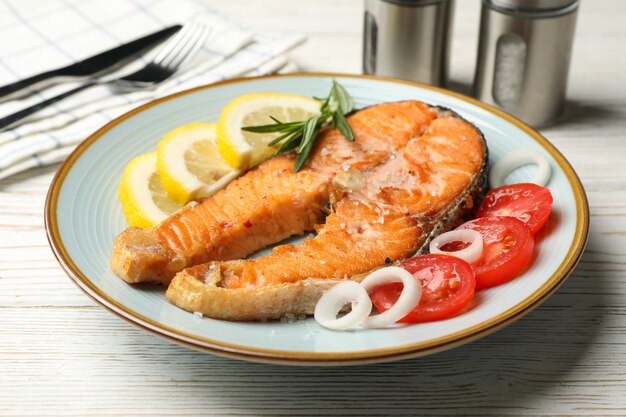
363, 0, 455, 86
473, 0, 580, 127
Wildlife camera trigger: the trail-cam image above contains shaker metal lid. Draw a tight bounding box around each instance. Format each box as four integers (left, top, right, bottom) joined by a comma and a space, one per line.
487, 0, 579, 12
380, 0, 449, 6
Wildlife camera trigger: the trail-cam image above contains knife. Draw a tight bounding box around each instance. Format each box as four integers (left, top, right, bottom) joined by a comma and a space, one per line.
0, 24, 182, 102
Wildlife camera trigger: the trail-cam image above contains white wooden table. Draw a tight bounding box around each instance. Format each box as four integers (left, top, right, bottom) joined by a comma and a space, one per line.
2, 0, 625, 415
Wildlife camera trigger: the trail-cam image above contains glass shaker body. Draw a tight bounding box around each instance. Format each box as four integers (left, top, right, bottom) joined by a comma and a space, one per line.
363, 0, 454, 86
473, 0, 579, 127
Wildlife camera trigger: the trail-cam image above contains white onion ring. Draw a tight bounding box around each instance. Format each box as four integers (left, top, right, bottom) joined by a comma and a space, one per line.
489, 149, 552, 188
429, 229, 484, 264
314, 281, 372, 330
360, 267, 422, 328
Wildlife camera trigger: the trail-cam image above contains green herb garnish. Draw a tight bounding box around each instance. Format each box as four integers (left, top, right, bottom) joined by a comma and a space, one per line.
241, 80, 355, 171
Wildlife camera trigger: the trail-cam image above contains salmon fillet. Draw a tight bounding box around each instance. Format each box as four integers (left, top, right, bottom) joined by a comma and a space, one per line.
110, 101, 436, 284
174, 110, 486, 294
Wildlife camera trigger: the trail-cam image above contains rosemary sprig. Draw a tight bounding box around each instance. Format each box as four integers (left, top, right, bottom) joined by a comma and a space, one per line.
241, 80, 355, 171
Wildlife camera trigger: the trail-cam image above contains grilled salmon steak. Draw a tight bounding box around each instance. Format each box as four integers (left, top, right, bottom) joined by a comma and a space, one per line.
165, 107, 488, 321
110, 101, 436, 284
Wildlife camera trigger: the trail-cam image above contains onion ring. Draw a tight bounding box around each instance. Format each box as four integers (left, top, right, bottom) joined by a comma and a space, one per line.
360, 267, 422, 328
429, 229, 484, 263
489, 149, 552, 188
314, 281, 372, 330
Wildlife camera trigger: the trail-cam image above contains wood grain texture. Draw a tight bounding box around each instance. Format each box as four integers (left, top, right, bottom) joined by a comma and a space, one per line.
1, 0, 626, 415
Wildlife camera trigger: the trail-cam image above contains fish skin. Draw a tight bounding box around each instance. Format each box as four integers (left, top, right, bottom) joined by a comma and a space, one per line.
110, 101, 437, 284
412, 107, 489, 254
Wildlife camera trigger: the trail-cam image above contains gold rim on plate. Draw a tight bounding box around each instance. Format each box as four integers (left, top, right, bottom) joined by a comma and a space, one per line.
44, 73, 589, 366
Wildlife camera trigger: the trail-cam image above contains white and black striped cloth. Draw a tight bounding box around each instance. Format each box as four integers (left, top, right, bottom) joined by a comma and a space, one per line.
0, 0, 303, 180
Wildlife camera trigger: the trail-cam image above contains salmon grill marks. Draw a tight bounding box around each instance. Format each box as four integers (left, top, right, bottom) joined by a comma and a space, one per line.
177, 109, 487, 293
110, 101, 438, 285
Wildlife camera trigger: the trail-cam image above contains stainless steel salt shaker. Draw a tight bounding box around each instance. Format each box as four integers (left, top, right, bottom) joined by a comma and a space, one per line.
363, 0, 455, 86
473, 0, 579, 127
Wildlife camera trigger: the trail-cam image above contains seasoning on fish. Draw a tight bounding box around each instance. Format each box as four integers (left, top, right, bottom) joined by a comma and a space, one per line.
165, 105, 488, 320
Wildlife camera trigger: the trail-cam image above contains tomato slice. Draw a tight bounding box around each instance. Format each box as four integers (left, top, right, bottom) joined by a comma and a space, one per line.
369, 254, 476, 323
457, 217, 534, 289
476, 183, 553, 234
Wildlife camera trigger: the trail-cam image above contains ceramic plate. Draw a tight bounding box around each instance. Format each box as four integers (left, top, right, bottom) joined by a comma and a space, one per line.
46, 74, 588, 365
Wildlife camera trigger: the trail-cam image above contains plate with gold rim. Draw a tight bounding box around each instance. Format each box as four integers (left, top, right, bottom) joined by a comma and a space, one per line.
45, 73, 588, 365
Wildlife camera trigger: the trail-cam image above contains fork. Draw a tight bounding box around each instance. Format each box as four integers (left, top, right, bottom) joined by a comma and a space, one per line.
0, 23, 209, 131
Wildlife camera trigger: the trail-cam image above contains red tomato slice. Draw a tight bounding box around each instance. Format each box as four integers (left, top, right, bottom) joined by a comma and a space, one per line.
476, 183, 553, 234
457, 217, 534, 289
369, 254, 476, 323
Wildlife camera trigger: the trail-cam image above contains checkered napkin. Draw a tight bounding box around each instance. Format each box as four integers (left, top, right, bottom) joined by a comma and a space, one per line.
0, 0, 304, 180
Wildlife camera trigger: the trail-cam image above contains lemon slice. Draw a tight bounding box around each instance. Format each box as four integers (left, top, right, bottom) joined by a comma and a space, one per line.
118, 152, 181, 229
157, 123, 240, 204
217, 93, 321, 169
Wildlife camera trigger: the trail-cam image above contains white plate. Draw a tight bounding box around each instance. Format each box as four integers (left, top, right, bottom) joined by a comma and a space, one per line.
46, 74, 589, 365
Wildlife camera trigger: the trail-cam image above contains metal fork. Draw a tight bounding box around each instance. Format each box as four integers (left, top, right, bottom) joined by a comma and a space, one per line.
0, 23, 209, 131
